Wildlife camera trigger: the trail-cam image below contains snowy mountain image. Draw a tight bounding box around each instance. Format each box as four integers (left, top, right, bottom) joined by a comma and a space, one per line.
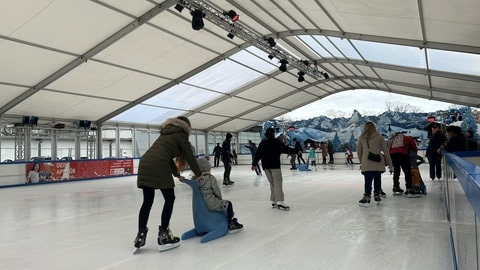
263, 108, 478, 151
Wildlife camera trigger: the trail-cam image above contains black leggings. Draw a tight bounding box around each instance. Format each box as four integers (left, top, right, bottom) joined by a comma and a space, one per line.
138, 187, 175, 231
226, 201, 234, 221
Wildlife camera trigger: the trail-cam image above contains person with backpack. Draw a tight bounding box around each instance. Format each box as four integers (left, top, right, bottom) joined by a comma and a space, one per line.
388, 132, 418, 197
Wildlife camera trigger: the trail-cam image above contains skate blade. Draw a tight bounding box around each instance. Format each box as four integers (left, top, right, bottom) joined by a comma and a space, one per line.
158, 242, 181, 252
392, 192, 403, 196
133, 247, 140, 254
277, 206, 290, 211
228, 227, 244, 234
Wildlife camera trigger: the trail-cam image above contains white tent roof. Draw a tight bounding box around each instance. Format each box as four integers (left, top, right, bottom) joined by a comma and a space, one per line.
1, 0, 479, 132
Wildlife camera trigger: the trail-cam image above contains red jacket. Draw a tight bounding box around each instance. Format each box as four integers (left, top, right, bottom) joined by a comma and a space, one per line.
389, 134, 417, 155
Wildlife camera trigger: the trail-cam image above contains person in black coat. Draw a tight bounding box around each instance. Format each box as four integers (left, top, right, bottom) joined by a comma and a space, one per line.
252, 128, 296, 210
444, 126, 467, 153
465, 130, 478, 151
222, 133, 234, 185
426, 123, 446, 181
212, 143, 222, 167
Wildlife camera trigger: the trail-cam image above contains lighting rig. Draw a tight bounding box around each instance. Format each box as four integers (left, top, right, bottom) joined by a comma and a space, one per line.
173, 0, 329, 82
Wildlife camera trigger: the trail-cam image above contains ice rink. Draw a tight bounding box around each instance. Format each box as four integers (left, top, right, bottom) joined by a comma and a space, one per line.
0, 163, 452, 270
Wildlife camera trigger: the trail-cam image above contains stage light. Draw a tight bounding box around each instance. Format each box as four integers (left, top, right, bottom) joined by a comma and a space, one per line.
174, 4, 184, 12
266, 37, 276, 47
227, 32, 235, 39
268, 54, 274, 60
21, 116, 30, 126
321, 71, 329, 79
224, 10, 239, 22
191, 9, 205, 30
279, 59, 288, 72
29, 116, 38, 126
297, 71, 305, 82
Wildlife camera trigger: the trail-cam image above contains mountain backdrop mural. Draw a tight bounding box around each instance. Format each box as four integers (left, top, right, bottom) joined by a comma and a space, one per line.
261, 107, 479, 152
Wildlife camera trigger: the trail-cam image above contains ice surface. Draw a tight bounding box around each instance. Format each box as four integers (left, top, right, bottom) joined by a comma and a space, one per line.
0, 164, 451, 270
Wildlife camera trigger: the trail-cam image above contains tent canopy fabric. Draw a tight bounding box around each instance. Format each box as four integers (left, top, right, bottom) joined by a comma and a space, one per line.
1, 0, 479, 132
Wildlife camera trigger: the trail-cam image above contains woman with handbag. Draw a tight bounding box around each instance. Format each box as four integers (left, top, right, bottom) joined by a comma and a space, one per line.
356, 122, 392, 207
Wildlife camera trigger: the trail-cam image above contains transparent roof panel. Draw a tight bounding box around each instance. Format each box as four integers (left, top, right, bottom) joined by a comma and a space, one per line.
352, 40, 426, 68
297, 35, 330, 57
328, 37, 363, 60
428, 49, 480, 76
143, 84, 222, 110
313, 36, 342, 58
230, 47, 277, 74
111, 105, 183, 125
183, 58, 262, 93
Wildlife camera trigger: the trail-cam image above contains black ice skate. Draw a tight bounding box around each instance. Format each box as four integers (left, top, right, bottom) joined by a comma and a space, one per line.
392, 186, 404, 196
223, 179, 234, 187
133, 227, 148, 254
358, 194, 371, 207
158, 226, 181, 252
405, 189, 421, 198
228, 218, 244, 233
374, 193, 381, 205
276, 201, 290, 211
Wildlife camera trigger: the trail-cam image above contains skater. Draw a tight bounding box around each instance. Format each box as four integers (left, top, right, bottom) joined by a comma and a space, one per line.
222, 133, 234, 185
345, 145, 354, 164
388, 132, 418, 197
245, 140, 262, 175
293, 138, 306, 164
252, 127, 297, 210
409, 150, 427, 195
195, 157, 244, 233
308, 145, 317, 170
356, 122, 391, 207
212, 143, 222, 167
327, 140, 335, 164
133, 116, 204, 253
320, 141, 328, 164
426, 123, 446, 181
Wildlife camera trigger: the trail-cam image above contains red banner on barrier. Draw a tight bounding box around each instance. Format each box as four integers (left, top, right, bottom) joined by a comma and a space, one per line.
26, 159, 134, 182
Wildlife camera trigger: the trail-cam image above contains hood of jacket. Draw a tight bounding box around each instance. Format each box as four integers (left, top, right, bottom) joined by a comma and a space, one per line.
160, 118, 191, 135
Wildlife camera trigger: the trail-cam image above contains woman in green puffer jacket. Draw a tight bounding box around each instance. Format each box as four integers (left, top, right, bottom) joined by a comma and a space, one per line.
133, 116, 203, 252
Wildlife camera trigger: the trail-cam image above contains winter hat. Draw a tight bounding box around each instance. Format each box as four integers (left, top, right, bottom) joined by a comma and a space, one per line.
197, 156, 211, 172
226, 133, 233, 139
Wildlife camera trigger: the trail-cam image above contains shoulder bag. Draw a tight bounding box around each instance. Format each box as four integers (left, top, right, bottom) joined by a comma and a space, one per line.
367, 139, 382, 162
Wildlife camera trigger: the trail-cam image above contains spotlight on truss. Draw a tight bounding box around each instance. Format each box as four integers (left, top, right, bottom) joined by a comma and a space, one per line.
227, 31, 235, 39
174, 3, 184, 12
265, 37, 276, 47
320, 71, 329, 79
279, 59, 288, 72
297, 71, 305, 82
191, 9, 205, 30
224, 10, 239, 22
268, 54, 274, 60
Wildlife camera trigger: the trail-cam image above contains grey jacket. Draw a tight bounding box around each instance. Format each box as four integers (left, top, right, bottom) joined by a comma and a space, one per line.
198, 174, 229, 212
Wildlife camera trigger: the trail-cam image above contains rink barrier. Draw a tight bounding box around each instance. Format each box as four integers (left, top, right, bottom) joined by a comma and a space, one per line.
0, 158, 139, 189
444, 151, 480, 270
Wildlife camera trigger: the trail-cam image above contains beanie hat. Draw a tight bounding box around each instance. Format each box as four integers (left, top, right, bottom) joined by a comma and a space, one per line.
226, 133, 233, 139
197, 157, 211, 172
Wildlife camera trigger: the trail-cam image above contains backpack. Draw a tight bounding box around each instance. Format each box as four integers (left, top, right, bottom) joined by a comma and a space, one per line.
390, 134, 405, 149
